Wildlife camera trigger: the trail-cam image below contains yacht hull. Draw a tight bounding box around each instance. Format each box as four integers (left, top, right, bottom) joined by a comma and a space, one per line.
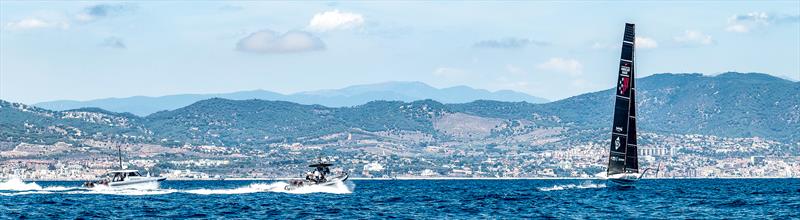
607, 173, 641, 187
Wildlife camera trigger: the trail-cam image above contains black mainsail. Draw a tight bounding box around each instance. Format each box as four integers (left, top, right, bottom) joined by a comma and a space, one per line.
607, 23, 638, 177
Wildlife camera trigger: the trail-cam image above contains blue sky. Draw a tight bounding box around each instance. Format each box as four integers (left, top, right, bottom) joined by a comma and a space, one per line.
1, 1, 798, 104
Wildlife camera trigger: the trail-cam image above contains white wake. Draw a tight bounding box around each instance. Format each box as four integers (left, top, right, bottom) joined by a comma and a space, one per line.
64, 182, 172, 196
0, 176, 43, 191
537, 181, 606, 191
0, 176, 82, 196
0, 180, 354, 196
184, 182, 285, 195
185, 180, 354, 195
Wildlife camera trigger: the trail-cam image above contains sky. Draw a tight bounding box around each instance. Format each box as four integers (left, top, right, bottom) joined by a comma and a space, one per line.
1, 1, 798, 104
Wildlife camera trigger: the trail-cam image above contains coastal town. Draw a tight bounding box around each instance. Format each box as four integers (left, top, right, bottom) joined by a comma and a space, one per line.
1, 131, 797, 181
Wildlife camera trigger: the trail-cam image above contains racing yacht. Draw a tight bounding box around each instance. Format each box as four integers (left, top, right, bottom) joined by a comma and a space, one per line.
82, 146, 166, 189
606, 23, 653, 187
284, 161, 348, 191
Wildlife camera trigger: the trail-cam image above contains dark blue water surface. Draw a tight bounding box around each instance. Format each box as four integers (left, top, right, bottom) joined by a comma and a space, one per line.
1, 179, 799, 219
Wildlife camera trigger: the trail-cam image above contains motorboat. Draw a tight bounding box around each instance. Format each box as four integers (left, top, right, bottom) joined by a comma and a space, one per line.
284, 162, 348, 191
82, 146, 166, 189
82, 170, 166, 189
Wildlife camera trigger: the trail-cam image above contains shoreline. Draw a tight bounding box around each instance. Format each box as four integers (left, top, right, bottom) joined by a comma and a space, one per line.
8, 176, 797, 182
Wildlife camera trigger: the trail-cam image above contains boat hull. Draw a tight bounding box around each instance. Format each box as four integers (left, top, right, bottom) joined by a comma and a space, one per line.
284, 174, 348, 191
607, 173, 640, 187
108, 177, 166, 187
84, 177, 166, 189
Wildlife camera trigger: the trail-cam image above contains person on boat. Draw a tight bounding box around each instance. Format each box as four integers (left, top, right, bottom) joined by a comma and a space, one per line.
313, 170, 322, 183
305, 172, 313, 181
315, 166, 329, 179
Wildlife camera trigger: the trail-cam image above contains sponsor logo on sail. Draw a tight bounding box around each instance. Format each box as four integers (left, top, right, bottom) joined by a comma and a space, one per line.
614, 136, 622, 150
615, 126, 622, 132
618, 77, 630, 95
620, 65, 630, 77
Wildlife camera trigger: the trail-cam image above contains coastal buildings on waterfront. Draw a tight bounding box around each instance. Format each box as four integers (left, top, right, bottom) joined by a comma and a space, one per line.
1, 132, 797, 180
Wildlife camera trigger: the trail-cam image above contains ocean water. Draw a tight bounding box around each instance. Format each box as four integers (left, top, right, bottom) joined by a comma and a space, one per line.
1, 179, 798, 219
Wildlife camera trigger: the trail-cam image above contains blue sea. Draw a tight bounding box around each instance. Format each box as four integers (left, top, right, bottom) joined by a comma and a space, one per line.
1, 179, 799, 219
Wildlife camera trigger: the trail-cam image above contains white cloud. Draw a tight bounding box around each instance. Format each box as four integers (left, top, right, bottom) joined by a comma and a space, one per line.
726, 12, 769, 33
5, 3, 135, 31
433, 67, 466, 78
236, 30, 325, 54
726, 12, 800, 33
673, 30, 713, 46
307, 10, 365, 32
537, 58, 583, 76
5, 18, 69, 30
635, 36, 658, 49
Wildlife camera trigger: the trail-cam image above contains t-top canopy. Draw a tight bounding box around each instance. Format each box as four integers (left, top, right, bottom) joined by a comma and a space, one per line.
309, 163, 333, 167
109, 170, 139, 173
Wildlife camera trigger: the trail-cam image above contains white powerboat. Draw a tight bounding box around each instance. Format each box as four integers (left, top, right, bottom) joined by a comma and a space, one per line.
284, 162, 348, 191
83, 170, 166, 189
83, 146, 166, 189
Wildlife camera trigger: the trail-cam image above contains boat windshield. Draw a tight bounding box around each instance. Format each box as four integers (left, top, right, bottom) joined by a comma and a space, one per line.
112, 173, 126, 182
108, 171, 141, 182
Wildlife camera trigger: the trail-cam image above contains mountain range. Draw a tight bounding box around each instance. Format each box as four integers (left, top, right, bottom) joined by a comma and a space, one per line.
33, 81, 549, 116
3, 72, 798, 147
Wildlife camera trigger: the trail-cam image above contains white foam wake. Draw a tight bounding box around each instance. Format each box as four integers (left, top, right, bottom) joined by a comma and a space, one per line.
0, 180, 355, 196
0, 176, 43, 191
65, 182, 173, 196
184, 181, 354, 195
67, 188, 178, 196
538, 181, 606, 191
272, 180, 354, 194
0, 177, 82, 196
184, 182, 284, 195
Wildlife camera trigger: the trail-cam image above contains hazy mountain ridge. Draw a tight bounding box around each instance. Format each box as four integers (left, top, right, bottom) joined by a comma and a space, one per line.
4, 72, 798, 147
34, 81, 548, 116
